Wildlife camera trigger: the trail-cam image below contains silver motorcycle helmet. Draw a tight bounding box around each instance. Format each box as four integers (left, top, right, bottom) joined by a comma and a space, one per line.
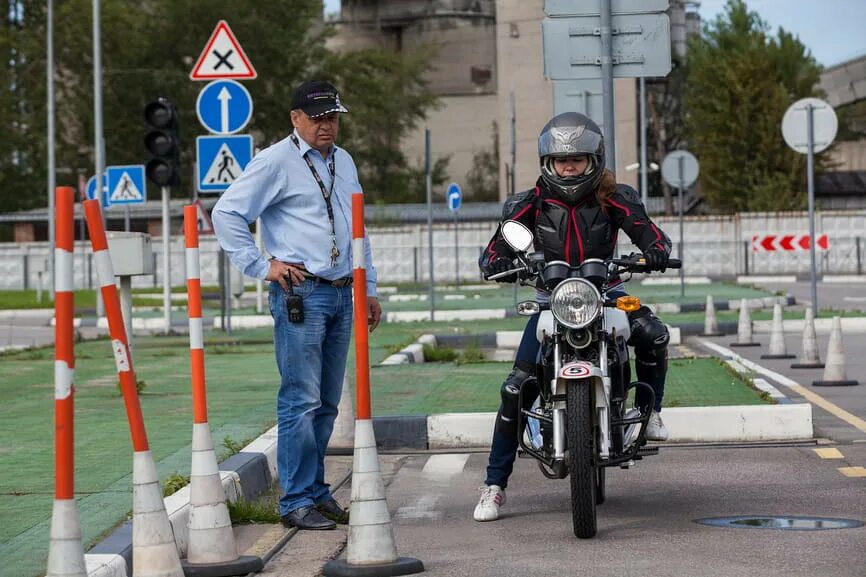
538, 112, 605, 205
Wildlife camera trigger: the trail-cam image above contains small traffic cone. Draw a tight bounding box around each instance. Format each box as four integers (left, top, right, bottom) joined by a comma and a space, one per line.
730, 299, 759, 347
46, 500, 87, 577
813, 317, 859, 386
132, 451, 185, 577
322, 420, 424, 577
792, 308, 824, 369
760, 304, 795, 360
701, 295, 724, 336
183, 424, 263, 576
328, 376, 355, 455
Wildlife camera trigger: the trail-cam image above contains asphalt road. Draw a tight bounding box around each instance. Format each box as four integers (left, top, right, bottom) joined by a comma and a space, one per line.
325, 446, 866, 577
754, 280, 866, 312
694, 332, 866, 444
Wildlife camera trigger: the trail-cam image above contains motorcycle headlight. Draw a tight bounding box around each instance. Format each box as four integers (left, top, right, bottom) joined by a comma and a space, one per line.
550, 278, 601, 329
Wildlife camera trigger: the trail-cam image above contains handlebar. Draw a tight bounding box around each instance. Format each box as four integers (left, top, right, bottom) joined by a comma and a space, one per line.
485, 254, 682, 282
610, 255, 682, 272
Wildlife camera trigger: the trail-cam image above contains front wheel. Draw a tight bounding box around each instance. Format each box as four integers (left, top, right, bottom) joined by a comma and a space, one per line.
566, 381, 597, 538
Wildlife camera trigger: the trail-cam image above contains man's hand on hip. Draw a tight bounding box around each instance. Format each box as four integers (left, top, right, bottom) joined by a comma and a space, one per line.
266, 259, 307, 291
367, 297, 382, 332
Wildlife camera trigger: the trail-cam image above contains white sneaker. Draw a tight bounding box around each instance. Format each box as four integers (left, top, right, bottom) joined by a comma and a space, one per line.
473, 485, 506, 522
645, 410, 669, 441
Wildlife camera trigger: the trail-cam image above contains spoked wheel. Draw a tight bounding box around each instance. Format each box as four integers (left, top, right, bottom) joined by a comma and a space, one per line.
566, 381, 597, 538
596, 466, 606, 505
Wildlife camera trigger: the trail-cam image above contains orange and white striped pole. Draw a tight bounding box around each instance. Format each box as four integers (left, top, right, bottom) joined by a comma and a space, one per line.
47, 187, 87, 577
182, 206, 262, 574
83, 199, 184, 577
323, 194, 423, 577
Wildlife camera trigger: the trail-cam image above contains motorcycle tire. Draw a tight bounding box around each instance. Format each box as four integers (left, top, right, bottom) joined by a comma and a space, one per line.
566, 381, 598, 538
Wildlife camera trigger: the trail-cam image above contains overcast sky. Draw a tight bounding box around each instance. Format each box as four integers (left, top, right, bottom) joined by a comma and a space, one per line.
322, 0, 865, 67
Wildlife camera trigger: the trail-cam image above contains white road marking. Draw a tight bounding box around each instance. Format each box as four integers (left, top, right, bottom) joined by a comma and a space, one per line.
421, 453, 471, 478
395, 494, 442, 521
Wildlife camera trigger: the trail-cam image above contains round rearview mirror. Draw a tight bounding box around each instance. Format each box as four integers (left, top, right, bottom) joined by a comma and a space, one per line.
501, 220, 534, 253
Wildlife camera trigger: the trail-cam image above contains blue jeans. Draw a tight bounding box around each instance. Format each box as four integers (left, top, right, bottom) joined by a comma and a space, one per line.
269, 280, 353, 515
485, 314, 540, 489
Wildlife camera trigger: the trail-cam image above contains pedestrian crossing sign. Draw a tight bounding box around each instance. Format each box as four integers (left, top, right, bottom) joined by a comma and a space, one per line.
106, 165, 146, 205
196, 134, 253, 193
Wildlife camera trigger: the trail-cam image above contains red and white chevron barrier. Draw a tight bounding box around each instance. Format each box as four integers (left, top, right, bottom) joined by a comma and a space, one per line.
751, 234, 829, 252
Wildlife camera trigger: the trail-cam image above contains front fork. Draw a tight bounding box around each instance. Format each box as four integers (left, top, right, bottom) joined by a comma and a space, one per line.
552, 338, 610, 460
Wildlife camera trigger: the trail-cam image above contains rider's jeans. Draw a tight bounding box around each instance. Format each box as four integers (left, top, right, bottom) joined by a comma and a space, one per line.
485, 314, 539, 489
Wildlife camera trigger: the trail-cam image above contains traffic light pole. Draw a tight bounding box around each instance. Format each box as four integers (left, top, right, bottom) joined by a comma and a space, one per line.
93, 0, 105, 319
162, 186, 171, 335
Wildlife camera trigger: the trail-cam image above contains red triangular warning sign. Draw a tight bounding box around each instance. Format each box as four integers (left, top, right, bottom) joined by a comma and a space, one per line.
190, 20, 257, 81
195, 200, 215, 234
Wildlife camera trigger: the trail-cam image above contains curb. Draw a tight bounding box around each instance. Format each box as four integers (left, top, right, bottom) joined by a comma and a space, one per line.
82, 426, 278, 577
422, 405, 813, 447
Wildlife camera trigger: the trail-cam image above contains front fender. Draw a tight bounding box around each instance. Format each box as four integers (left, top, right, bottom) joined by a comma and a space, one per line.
556, 361, 607, 408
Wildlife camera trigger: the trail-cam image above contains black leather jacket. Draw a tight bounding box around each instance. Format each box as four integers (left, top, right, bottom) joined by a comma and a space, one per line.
479, 178, 672, 285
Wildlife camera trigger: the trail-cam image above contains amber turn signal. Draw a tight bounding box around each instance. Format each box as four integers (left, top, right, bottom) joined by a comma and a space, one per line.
616, 296, 641, 312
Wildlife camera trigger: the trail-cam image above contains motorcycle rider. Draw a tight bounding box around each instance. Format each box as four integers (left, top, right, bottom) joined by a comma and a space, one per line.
474, 112, 673, 522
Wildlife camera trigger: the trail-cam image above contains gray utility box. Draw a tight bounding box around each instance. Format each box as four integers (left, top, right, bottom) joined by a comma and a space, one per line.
107, 232, 154, 276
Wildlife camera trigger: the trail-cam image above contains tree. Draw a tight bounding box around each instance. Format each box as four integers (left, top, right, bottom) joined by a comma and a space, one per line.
683, 0, 823, 212
322, 47, 446, 203
0, 0, 442, 221
466, 121, 499, 201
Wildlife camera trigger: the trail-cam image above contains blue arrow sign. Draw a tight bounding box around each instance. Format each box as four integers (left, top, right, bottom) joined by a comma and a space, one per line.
196, 79, 253, 135
106, 165, 147, 205
86, 174, 110, 208
447, 182, 462, 213
196, 134, 254, 193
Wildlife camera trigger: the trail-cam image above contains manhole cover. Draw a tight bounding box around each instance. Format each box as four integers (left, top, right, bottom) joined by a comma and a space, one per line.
694, 516, 864, 531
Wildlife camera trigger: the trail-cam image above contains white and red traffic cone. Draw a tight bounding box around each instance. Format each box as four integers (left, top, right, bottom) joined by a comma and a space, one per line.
182, 206, 263, 575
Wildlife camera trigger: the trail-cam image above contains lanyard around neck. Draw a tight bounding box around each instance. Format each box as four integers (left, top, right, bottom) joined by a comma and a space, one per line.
291, 133, 341, 266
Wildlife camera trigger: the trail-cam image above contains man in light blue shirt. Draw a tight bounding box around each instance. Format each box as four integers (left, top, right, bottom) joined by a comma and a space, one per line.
213, 81, 380, 531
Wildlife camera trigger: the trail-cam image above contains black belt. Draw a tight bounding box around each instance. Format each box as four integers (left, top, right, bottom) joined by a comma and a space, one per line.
306, 275, 353, 288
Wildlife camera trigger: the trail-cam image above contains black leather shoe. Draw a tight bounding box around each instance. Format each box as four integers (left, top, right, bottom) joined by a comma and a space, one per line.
316, 497, 349, 524
281, 506, 336, 530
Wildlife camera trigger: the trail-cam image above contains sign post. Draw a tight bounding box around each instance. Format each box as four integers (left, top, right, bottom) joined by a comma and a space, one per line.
661, 150, 699, 298
782, 97, 838, 318
543, 0, 671, 171
447, 183, 462, 287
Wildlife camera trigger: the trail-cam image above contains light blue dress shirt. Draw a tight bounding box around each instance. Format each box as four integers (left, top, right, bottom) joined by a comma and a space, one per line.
212, 130, 377, 297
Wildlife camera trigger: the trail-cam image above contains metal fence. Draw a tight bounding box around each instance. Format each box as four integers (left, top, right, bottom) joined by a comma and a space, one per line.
1, 214, 865, 291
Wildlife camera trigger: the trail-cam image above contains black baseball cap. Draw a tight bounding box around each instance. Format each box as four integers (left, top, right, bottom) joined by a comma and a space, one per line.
290, 81, 348, 118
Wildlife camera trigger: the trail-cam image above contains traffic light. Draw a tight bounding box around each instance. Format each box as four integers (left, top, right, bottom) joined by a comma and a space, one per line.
144, 97, 180, 186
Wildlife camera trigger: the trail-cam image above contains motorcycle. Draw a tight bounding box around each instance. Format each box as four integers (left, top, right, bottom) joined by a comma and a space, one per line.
486, 219, 681, 539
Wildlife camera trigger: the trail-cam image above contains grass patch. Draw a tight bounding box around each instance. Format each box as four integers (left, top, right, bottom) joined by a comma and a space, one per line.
221, 436, 254, 458
228, 488, 281, 524
422, 344, 458, 362
162, 473, 190, 497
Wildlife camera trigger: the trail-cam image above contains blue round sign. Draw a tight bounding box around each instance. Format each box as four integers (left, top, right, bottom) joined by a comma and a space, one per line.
86, 174, 110, 208
196, 79, 253, 135
447, 182, 462, 212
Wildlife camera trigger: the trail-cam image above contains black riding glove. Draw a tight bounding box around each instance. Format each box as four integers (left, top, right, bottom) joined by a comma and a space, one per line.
487, 256, 518, 283
644, 247, 669, 273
